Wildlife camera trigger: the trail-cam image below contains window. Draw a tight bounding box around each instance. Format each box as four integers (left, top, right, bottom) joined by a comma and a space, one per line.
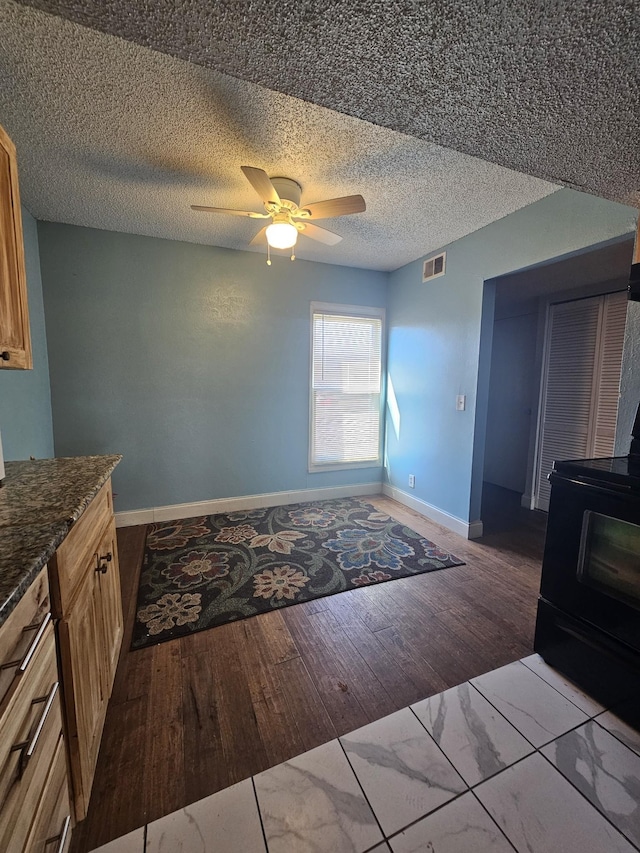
310, 303, 384, 471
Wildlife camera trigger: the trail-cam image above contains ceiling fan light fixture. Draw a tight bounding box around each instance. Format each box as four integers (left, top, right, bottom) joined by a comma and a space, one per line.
192, 168, 365, 257
265, 213, 298, 249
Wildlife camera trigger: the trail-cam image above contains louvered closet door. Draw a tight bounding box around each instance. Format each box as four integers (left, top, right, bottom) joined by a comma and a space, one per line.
535, 292, 627, 510
592, 291, 628, 457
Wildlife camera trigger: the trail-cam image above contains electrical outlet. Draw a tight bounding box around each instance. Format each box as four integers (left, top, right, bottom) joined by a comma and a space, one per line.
408, 474, 415, 488
456, 395, 466, 411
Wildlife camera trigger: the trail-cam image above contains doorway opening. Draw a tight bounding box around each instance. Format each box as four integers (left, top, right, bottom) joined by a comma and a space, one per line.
480, 236, 634, 533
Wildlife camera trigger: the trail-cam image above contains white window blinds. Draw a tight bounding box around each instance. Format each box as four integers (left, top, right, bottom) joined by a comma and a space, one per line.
310, 306, 383, 469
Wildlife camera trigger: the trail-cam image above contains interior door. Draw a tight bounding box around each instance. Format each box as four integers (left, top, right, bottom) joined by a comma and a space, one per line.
535, 291, 627, 511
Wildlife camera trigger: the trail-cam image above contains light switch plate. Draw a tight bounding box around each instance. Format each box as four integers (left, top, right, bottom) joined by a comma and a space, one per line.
456, 395, 466, 411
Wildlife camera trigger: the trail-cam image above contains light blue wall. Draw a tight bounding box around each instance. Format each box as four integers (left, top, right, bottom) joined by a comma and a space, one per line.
0, 208, 53, 461
386, 189, 637, 527
38, 224, 387, 512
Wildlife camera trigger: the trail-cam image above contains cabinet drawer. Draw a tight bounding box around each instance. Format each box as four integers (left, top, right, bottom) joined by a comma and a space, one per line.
0, 624, 62, 852
0, 567, 50, 711
25, 734, 71, 853
49, 480, 113, 617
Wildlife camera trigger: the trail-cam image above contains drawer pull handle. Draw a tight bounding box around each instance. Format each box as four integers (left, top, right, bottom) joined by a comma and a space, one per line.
1, 351, 10, 361
26, 681, 59, 759
46, 814, 71, 853
11, 681, 59, 763
0, 612, 52, 674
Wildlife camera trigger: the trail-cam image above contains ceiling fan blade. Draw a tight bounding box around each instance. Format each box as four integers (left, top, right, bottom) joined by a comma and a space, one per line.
298, 194, 366, 220
299, 222, 342, 246
191, 205, 269, 219
241, 166, 281, 207
249, 226, 268, 246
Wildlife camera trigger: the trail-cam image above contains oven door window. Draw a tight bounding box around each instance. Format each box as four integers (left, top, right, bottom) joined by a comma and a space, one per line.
578, 511, 640, 611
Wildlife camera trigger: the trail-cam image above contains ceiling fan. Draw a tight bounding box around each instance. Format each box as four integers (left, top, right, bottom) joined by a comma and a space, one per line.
191, 166, 366, 263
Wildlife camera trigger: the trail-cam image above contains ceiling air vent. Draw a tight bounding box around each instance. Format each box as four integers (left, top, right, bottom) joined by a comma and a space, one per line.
422, 252, 446, 282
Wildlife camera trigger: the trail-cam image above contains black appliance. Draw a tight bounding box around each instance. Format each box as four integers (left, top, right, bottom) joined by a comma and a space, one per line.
534, 404, 640, 724
629, 262, 640, 302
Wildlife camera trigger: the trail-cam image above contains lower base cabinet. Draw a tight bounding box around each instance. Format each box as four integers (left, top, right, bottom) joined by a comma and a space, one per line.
50, 479, 123, 822
1, 463, 123, 848
0, 609, 68, 852
25, 735, 71, 852
0, 475, 122, 846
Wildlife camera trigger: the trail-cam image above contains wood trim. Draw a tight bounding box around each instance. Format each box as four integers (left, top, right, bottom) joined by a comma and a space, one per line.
381, 483, 482, 539
114, 483, 479, 538
634, 217, 640, 264
0, 123, 31, 370
114, 482, 383, 527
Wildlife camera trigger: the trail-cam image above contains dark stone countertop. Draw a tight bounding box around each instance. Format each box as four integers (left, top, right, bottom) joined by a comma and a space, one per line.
0, 455, 122, 627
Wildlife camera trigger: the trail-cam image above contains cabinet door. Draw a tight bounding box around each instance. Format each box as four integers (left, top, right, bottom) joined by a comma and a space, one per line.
58, 516, 123, 821
0, 123, 31, 369
96, 518, 123, 699
58, 568, 106, 821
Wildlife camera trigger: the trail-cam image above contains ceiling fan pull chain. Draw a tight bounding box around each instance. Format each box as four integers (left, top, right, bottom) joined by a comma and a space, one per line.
267, 242, 271, 266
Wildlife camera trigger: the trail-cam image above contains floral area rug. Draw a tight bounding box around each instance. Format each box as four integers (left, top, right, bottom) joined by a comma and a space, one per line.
131, 498, 465, 649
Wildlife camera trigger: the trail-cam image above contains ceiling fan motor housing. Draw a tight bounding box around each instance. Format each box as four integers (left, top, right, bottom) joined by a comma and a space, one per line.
270, 176, 302, 210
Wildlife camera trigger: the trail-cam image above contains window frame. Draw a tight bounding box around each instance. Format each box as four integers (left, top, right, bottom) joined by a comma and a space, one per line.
308, 301, 386, 473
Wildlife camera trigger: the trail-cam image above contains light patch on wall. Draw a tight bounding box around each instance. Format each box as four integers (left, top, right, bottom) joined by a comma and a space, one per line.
387, 374, 401, 440
203, 287, 250, 324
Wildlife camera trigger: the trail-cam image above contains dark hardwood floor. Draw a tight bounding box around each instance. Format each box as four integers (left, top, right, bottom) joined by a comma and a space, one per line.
70, 492, 546, 852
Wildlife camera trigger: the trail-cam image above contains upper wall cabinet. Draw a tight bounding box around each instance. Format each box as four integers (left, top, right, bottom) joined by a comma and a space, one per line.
0, 123, 32, 370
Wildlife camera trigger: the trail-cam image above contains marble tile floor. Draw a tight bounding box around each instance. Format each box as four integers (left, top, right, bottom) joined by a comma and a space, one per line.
90, 654, 640, 853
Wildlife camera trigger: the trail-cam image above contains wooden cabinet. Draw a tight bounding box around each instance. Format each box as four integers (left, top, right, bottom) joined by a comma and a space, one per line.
24, 735, 71, 853
0, 567, 71, 852
0, 123, 32, 370
0, 465, 121, 845
49, 479, 123, 822
96, 519, 123, 691
57, 569, 107, 823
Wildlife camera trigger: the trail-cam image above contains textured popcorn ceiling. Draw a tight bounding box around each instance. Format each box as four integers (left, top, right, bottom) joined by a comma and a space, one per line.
14, 0, 640, 209
0, 1, 566, 270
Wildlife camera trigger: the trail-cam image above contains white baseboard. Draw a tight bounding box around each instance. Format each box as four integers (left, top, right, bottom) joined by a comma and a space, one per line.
520, 492, 534, 510
115, 508, 155, 527
381, 484, 483, 540
115, 482, 383, 527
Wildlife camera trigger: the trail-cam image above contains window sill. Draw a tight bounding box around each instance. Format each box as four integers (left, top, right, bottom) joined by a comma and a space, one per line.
308, 459, 382, 474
